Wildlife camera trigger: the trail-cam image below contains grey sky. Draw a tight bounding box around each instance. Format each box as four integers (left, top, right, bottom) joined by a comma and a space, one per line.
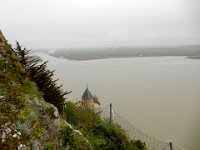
0, 0, 200, 49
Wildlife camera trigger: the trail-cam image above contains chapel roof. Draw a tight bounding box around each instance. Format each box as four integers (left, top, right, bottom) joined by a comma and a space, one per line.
81, 88, 93, 100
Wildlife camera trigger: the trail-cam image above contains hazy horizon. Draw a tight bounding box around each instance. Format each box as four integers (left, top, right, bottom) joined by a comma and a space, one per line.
30, 44, 200, 50
1, 0, 200, 49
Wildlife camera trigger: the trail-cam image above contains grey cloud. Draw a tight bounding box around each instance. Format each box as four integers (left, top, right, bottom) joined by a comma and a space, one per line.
0, 0, 199, 48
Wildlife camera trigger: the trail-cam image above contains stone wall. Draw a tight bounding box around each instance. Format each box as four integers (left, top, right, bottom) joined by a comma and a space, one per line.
81, 99, 94, 109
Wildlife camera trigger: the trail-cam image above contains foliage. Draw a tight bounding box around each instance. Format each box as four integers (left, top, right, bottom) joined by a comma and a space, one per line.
63, 102, 101, 128
22, 79, 43, 97
88, 121, 147, 150
60, 126, 77, 148
44, 142, 54, 150
0, 84, 6, 95
62, 101, 77, 125
13, 42, 71, 109
59, 125, 91, 150
63, 102, 147, 150
132, 140, 147, 150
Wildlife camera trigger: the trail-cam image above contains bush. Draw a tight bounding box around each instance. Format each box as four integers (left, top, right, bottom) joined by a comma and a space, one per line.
44, 142, 54, 150
62, 102, 147, 150
63, 102, 77, 125
0, 84, 6, 95
60, 126, 78, 149
22, 79, 42, 97
63, 102, 101, 129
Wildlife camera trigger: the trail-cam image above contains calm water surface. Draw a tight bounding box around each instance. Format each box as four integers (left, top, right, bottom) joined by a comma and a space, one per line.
36, 53, 200, 150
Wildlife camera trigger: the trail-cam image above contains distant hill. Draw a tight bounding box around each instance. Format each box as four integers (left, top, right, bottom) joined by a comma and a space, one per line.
48, 46, 200, 60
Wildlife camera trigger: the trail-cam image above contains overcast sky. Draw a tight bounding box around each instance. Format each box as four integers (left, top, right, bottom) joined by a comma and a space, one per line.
0, 0, 200, 49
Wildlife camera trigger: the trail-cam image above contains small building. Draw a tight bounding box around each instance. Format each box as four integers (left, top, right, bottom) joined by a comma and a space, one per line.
81, 88, 94, 108
78, 87, 100, 109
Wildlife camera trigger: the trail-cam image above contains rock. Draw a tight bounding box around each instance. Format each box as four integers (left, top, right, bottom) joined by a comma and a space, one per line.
30, 140, 41, 150
66, 123, 73, 129
74, 130, 83, 136
4, 127, 12, 135
12, 134, 17, 138
49, 104, 59, 118
33, 98, 42, 106
17, 144, 26, 150
1, 131, 6, 139
17, 131, 21, 136
1, 139, 5, 143
53, 118, 66, 128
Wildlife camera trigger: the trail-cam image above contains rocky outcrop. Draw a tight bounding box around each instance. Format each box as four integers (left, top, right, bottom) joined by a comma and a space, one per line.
0, 92, 91, 149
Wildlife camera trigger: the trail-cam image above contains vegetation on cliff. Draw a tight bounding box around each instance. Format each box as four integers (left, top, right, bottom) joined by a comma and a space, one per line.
0, 31, 90, 149
0, 31, 146, 149
63, 102, 147, 150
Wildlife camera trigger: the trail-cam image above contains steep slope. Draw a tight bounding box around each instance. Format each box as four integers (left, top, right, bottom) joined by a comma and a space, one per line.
0, 31, 90, 149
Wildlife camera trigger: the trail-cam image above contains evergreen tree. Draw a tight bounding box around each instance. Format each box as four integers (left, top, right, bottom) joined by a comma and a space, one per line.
14, 42, 71, 109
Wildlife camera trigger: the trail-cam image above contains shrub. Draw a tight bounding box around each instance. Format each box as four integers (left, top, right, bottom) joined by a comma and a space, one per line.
60, 126, 77, 149
62, 102, 147, 150
0, 84, 6, 95
22, 79, 43, 97
44, 142, 54, 150
64, 102, 101, 129
63, 102, 77, 125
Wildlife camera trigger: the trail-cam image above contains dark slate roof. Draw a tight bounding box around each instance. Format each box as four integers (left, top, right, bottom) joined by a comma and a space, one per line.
81, 88, 93, 100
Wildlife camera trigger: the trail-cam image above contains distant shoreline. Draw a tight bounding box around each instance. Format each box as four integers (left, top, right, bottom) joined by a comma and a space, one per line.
50, 54, 200, 61
187, 56, 200, 59
30, 47, 200, 61
45, 47, 200, 61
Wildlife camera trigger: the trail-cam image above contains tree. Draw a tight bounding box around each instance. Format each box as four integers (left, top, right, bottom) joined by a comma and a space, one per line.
14, 42, 71, 109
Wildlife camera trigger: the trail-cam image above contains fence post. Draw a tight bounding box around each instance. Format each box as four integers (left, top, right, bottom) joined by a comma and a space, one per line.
169, 142, 174, 150
60, 102, 65, 115
110, 103, 112, 127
